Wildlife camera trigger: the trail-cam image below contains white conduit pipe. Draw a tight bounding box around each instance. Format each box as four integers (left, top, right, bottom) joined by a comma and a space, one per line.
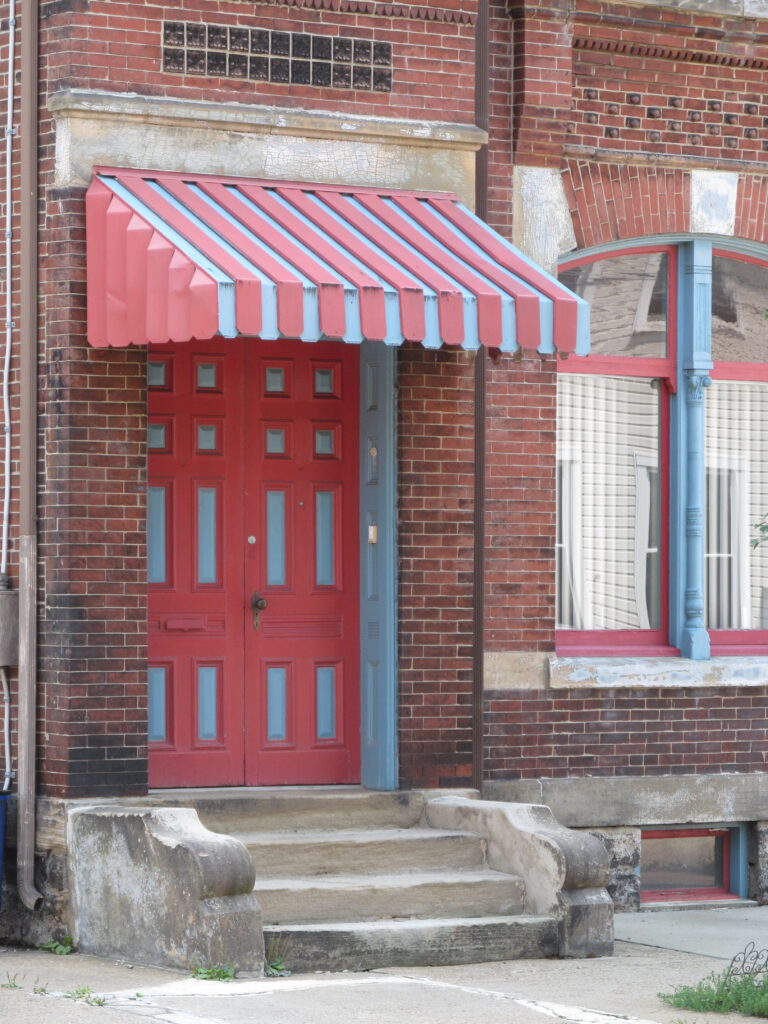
1, 668, 10, 792
2, 0, 16, 581
1, 1, 17, 800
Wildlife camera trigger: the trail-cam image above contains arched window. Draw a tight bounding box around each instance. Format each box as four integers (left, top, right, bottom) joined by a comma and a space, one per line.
557, 242, 768, 658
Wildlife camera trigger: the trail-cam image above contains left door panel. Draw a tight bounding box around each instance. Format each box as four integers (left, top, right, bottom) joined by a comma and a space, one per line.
148, 342, 246, 787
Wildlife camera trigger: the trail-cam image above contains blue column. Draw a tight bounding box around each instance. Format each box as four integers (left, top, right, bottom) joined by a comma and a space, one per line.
676, 240, 712, 660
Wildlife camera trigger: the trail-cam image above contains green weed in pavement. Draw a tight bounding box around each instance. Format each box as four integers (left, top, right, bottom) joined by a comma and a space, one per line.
661, 969, 768, 1016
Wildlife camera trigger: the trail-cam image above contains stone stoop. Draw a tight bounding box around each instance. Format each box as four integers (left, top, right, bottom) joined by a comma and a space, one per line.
60, 788, 611, 974
180, 787, 560, 971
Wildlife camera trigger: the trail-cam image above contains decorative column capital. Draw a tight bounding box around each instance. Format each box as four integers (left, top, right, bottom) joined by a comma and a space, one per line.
685, 371, 712, 404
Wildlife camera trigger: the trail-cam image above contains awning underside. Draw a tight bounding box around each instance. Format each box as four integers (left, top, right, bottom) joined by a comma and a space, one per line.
86, 169, 589, 355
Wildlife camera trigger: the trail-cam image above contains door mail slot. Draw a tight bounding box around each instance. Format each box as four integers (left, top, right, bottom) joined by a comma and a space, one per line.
165, 615, 206, 632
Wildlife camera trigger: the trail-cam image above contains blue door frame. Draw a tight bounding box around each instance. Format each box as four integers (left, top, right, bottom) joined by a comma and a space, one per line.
359, 341, 398, 790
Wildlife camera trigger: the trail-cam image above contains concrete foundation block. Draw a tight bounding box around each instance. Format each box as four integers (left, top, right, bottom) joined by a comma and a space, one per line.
559, 889, 614, 958
752, 821, 768, 904
484, 773, 768, 828
586, 827, 641, 912
68, 805, 264, 974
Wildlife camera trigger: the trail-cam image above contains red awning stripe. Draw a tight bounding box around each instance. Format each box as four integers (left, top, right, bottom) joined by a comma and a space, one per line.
273, 185, 427, 343
86, 169, 589, 353
229, 185, 389, 340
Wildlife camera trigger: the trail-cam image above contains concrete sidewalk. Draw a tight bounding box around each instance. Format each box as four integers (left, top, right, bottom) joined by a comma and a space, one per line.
2, 906, 767, 1024
614, 903, 766, 960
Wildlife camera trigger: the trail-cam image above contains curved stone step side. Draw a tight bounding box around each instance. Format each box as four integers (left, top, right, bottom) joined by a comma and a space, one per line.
263, 915, 559, 972
254, 869, 526, 924
237, 827, 487, 877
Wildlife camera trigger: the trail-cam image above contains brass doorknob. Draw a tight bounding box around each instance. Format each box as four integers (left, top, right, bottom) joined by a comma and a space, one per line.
251, 592, 268, 629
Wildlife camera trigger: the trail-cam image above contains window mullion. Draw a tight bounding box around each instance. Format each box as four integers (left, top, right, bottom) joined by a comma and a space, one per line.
673, 239, 713, 659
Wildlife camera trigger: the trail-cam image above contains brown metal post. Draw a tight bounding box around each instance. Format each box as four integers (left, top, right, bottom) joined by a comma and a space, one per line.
472, 0, 489, 792
17, 0, 42, 910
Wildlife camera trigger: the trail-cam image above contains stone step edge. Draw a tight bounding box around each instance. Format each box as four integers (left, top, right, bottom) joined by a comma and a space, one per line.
254, 868, 522, 890
264, 914, 548, 933
261, 915, 560, 970
237, 826, 482, 844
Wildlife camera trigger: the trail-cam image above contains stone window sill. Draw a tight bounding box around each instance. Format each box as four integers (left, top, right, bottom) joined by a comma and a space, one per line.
548, 655, 768, 689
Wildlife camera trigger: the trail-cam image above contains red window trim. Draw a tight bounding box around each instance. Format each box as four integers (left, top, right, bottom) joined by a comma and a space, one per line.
640, 887, 739, 904
640, 827, 735, 904
556, 631, 677, 658
710, 630, 768, 656
711, 363, 768, 382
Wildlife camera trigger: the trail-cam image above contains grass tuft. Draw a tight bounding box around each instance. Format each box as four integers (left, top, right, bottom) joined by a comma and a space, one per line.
264, 933, 293, 977
191, 964, 236, 981
39, 935, 74, 956
660, 969, 768, 1016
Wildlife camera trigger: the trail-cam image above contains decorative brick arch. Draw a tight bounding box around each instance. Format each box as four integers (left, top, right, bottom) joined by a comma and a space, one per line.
735, 176, 768, 244
562, 160, 691, 249
564, 161, 768, 252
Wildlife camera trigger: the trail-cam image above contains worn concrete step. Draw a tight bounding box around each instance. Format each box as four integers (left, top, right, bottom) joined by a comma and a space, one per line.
149, 786, 470, 833
255, 869, 526, 924
263, 915, 558, 972
239, 826, 487, 877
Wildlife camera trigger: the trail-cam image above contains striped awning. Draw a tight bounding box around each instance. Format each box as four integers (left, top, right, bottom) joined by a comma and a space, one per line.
86, 169, 589, 354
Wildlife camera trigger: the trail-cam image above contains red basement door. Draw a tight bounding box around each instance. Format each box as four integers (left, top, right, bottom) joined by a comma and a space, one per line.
147, 338, 360, 787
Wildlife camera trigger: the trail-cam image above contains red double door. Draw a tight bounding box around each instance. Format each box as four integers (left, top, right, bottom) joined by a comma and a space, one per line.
147, 339, 360, 787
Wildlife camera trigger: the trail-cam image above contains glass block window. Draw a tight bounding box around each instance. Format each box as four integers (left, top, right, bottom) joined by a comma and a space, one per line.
163, 22, 393, 92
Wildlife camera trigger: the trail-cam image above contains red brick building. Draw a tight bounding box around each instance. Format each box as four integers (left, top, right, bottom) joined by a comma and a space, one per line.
1, 0, 768, 961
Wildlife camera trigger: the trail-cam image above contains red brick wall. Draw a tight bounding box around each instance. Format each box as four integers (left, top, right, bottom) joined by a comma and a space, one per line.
484, 355, 557, 654
735, 174, 768, 241
486, 0, 513, 236
37, 183, 148, 797
568, 3, 768, 162
485, 688, 768, 779
43, 0, 477, 125
509, 0, 573, 167
397, 346, 475, 788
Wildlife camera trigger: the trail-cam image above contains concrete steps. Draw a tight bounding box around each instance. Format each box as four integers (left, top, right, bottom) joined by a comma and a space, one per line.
255, 868, 526, 924
239, 826, 486, 876
155, 786, 428, 832
182, 788, 559, 970
263, 915, 559, 973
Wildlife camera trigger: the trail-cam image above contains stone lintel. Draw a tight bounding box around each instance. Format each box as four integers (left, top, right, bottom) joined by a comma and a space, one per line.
48, 90, 487, 150
49, 90, 486, 204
